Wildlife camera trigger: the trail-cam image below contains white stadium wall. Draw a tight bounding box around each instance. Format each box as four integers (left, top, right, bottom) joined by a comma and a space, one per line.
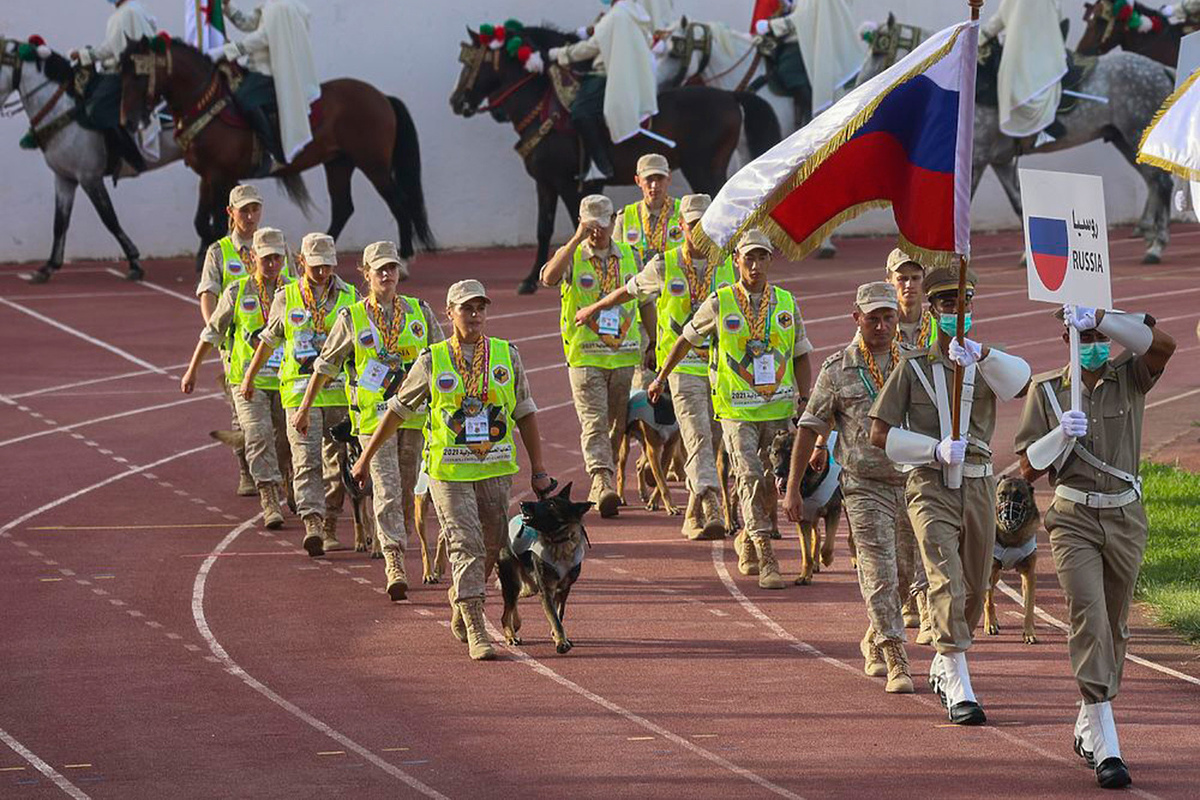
0, 1, 1153, 262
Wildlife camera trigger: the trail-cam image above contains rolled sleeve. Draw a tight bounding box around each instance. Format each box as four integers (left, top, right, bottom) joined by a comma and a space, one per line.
258, 291, 288, 348
509, 345, 539, 419
627, 255, 665, 301
313, 309, 355, 378
199, 284, 238, 347
791, 310, 813, 356
681, 295, 719, 346
385, 350, 432, 421
799, 368, 836, 436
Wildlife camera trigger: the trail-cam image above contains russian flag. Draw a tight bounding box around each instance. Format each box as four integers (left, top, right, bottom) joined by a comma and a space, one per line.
697, 20, 977, 266
1028, 216, 1069, 291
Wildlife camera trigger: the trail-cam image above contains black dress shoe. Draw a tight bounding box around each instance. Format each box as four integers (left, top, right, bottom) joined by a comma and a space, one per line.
1095, 757, 1131, 789
948, 701, 987, 725
1074, 736, 1096, 769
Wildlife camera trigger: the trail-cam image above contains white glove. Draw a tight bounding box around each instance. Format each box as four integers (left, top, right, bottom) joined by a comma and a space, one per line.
948, 337, 982, 367
549, 46, 569, 66
576, 26, 591, 40
1063, 304, 1098, 332
1061, 409, 1088, 438
935, 437, 966, 466
755, 19, 771, 35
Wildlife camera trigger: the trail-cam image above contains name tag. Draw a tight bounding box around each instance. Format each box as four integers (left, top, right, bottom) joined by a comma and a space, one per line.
465, 411, 490, 442
358, 358, 389, 392
265, 345, 285, 371
753, 353, 776, 386
293, 332, 318, 360
597, 308, 620, 336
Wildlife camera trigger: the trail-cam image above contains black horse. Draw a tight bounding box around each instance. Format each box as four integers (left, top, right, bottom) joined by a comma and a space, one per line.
450, 26, 782, 294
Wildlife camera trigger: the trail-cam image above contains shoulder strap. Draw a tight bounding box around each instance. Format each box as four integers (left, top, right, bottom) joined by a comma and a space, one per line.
1041, 381, 1138, 487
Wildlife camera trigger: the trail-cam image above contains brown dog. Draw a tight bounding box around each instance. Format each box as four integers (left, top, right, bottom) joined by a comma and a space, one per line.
769, 429, 844, 585
616, 389, 683, 515
984, 476, 1040, 644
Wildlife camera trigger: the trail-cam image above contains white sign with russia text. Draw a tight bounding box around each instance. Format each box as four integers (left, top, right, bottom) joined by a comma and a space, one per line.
1019, 168, 1113, 309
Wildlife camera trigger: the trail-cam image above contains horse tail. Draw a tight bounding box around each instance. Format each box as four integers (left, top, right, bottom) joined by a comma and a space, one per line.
275, 173, 314, 218
734, 91, 782, 159
387, 95, 437, 251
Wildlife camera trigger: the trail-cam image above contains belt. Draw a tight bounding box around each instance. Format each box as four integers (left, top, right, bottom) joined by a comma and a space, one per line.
1054, 485, 1140, 509
961, 463, 994, 478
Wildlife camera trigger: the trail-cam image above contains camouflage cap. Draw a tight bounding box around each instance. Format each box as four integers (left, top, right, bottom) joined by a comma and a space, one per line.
636, 153, 670, 178
252, 227, 287, 258
679, 193, 711, 223
362, 240, 402, 270
228, 184, 263, 209
735, 228, 773, 257
855, 281, 899, 312
579, 194, 615, 225
885, 247, 923, 274
446, 279, 490, 307
924, 264, 978, 297
300, 233, 337, 267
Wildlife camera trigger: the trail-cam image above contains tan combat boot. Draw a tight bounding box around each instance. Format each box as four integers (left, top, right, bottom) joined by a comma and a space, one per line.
258, 483, 284, 529
590, 470, 619, 518
860, 626, 887, 677
450, 599, 468, 643
880, 639, 915, 693
902, 594, 920, 628
236, 448, 255, 496
301, 515, 325, 557
321, 514, 342, 552
733, 529, 759, 576
915, 589, 935, 646
756, 537, 786, 590
382, 547, 408, 601
700, 490, 727, 540
458, 598, 496, 661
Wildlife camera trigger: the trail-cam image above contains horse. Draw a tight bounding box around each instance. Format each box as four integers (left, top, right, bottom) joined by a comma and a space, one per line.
1077, 1, 1183, 67
858, 14, 1175, 264
117, 36, 433, 273
449, 26, 783, 295
0, 37, 181, 283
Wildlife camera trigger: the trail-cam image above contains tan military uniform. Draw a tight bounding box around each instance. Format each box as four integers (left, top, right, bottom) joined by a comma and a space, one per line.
313, 299, 444, 552
260, 275, 354, 522
1015, 353, 1158, 702
196, 230, 254, 299
201, 278, 287, 486
614, 201, 675, 264
870, 345, 1001, 654
387, 343, 538, 602
802, 339, 921, 643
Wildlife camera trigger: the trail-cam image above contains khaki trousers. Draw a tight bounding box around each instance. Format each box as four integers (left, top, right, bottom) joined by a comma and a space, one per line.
721, 418, 789, 543
897, 509, 929, 599
568, 365, 634, 477
429, 475, 512, 603
285, 406, 347, 520
1046, 496, 1148, 703
843, 475, 910, 642
905, 468, 997, 654
357, 427, 423, 552
231, 388, 285, 486
668, 372, 720, 494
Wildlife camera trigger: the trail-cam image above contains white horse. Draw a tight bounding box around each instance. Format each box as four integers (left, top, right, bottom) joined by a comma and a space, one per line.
0, 37, 180, 283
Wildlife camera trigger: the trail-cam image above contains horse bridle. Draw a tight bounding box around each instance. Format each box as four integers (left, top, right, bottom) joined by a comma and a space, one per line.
870, 22, 926, 62
127, 46, 173, 118
457, 42, 536, 113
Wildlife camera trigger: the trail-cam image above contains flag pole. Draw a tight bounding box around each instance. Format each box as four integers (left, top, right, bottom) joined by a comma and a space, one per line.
952, 0, 985, 442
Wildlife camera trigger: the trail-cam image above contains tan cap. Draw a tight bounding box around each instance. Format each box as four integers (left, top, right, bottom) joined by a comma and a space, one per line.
362, 240, 402, 270
252, 227, 287, 258
300, 233, 337, 267
446, 279, 490, 307
885, 247, 923, 274
679, 193, 710, 224
579, 194, 615, 225
636, 153, 670, 178
735, 228, 773, 257
228, 184, 263, 209
924, 264, 978, 297
855, 281, 899, 312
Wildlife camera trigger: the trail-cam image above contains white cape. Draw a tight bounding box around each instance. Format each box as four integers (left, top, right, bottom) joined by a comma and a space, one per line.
636, 0, 680, 33
261, 0, 321, 161
987, 0, 1066, 137
594, 2, 659, 144
784, 0, 865, 114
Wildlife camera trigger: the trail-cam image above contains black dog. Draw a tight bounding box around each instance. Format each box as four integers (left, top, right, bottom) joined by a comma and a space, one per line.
498, 482, 593, 654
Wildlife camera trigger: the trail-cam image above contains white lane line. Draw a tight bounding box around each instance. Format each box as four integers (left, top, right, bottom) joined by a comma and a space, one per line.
7, 359, 209, 400
0, 296, 166, 374
0, 394, 220, 449
106, 268, 200, 306
0, 725, 89, 799
485, 620, 806, 800
192, 519, 449, 799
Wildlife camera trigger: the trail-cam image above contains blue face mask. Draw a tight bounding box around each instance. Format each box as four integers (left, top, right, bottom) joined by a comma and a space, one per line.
1079, 342, 1110, 371
937, 312, 972, 336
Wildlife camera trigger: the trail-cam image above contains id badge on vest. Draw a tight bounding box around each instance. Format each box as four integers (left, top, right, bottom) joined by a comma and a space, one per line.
294, 332, 322, 360
465, 411, 490, 442
753, 351, 776, 386
597, 308, 620, 336
359, 358, 389, 392
266, 344, 285, 372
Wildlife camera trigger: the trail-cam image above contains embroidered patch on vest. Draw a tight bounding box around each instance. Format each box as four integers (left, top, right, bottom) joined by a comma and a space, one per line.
358, 329, 376, 349
578, 272, 597, 290
777, 311, 793, 329
625, 229, 640, 243
240, 297, 258, 313
723, 314, 743, 333
227, 260, 245, 276
668, 224, 683, 240
436, 371, 459, 392
288, 308, 308, 327
410, 320, 425, 339
492, 364, 510, 385
667, 278, 687, 297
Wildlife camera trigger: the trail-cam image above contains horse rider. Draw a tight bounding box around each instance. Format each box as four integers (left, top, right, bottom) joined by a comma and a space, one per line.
574, 193, 734, 541
548, 0, 658, 181
650, 229, 814, 590
980, 0, 1068, 147
242, 233, 356, 557
868, 266, 1031, 725
541, 194, 642, 519
182, 227, 295, 529
70, 0, 158, 173
298, 241, 442, 601
212, 0, 320, 167
1016, 305, 1175, 789
353, 280, 553, 661
783, 282, 917, 694
754, 0, 864, 128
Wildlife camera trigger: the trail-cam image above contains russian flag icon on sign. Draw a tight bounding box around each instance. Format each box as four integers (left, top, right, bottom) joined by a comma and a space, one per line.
1028, 216, 1069, 291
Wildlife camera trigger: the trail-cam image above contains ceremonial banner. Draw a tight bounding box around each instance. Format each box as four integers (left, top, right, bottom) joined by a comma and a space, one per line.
185, 0, 226, 51
697, 20, 977, 266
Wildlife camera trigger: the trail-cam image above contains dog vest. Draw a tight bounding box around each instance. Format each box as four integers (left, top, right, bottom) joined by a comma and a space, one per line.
277, 279, 356, 408
347, 297, 428, 435
508, 515, 585, 579
1041, 383, 1142, 509
560, 243, 643, 369
993, 537, 1037, 570
626, 388, 679, 439
711, 284, 798, 422
801, 431, 842, 523
656, 247, 735, 375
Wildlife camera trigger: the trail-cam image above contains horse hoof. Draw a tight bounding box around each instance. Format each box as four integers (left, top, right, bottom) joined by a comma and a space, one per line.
556, 639, 573, 654
506, 635, 522, 646
26, 268, 52, 285
1141, 252, 1161, 265
125, 264, 145, 282
1024, 632, 1038, 645
423, 575, 438, 585
987, 623, 1000, 636
516, 279, 538, 295
816, 245, 837, 259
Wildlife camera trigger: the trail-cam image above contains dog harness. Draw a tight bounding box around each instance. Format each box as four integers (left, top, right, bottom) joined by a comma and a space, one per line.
802, 430, 842, 523
993, 537, 1037, 570
508, 515, 585, 579
1041, 384, 1142, 509
627, 388, 679, 439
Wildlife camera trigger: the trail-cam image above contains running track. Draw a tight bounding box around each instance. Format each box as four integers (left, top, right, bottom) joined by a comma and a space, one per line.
2, 229, 1199, 799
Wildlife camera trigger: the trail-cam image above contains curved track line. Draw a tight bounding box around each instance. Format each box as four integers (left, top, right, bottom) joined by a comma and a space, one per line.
0, 297, 165, 374
0, 726, 89, 800
192, 519, 451, 800
0, 393, 220, 449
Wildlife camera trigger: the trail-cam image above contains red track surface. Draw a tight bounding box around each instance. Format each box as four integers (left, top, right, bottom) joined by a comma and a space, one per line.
2, 229, 1199, 799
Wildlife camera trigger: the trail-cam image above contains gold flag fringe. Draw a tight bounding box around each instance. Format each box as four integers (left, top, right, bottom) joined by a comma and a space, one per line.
1135, 67, 1200, 180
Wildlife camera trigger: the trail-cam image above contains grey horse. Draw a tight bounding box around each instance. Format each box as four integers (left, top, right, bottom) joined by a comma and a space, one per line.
0, 38, 180, 283
857, 15, 1175, 263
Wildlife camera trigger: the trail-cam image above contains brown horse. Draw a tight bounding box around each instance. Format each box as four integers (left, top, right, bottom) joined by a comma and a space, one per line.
450, 26, 782, 294
1077, 1, 1183, 66
118, 37, 433, 271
